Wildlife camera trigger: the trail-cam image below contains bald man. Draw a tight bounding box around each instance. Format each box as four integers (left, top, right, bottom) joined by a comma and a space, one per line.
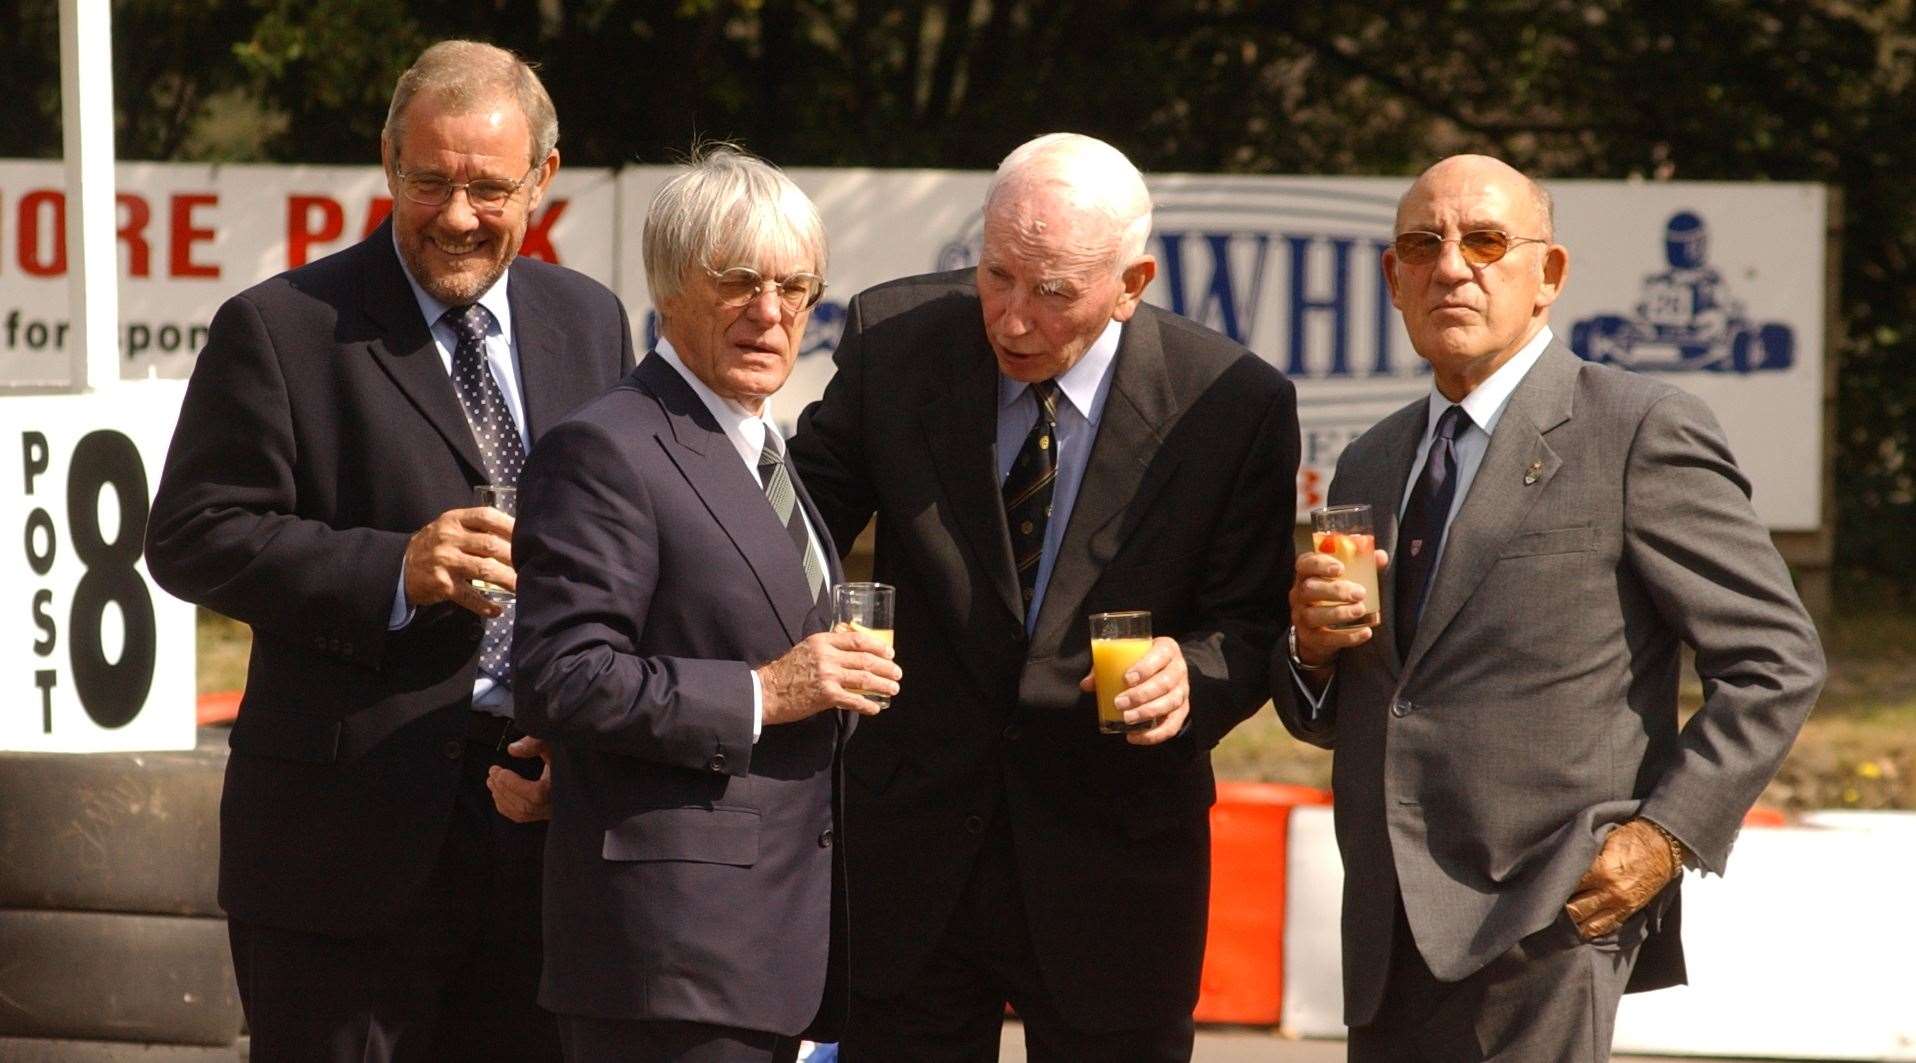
1272, 155, 1824, 1060
789, 133, 1299, 1060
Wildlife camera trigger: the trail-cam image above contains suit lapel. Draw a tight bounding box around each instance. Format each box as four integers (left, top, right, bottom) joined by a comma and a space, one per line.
1029, 311, 1179, 650
1404, 343, 1578, 673
921, 329, 1024, 626
507, 268, 570, 441
641, 355, 819, 645
358, 222, 487, 478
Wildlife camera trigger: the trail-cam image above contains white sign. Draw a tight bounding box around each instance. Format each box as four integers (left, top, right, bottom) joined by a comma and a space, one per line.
616, 169, 1825, 531
0, 161, 618, 384
0, 382, 194, 752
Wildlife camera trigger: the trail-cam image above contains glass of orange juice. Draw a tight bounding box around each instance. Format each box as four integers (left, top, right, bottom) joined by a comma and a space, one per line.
1088, 610, 1154, 734
1311, 504, 1381, 629
832, 582, 896, 708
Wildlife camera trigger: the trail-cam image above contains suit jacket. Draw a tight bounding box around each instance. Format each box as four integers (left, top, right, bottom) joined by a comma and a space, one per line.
145, 222, 634, 938
510, 354, 852, 1037
788, 270, 1300, 1032
1272, 341, 1826, 1026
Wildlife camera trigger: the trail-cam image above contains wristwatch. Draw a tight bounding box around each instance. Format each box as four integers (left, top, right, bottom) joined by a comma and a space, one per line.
1288, 625, 1332, 673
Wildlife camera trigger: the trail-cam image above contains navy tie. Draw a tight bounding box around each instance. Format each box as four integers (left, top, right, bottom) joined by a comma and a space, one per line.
1002, 380, 1060, 618
443, 304, 523, 687
1394, 404, 1470, 659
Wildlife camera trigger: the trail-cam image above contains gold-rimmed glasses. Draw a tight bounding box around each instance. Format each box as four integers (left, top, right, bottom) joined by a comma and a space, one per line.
703, 266, 827, 313
1392, 229, 1548, 267
393, 165, 541, 213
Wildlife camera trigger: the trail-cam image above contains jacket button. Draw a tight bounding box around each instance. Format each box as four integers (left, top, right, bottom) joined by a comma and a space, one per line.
1001, 723, 1022, 741
443, 738, 464, 760
708, 753, 727, 773
818, 828, 834, 848
1392, 698, 1415, 718
964, 815, 985, 834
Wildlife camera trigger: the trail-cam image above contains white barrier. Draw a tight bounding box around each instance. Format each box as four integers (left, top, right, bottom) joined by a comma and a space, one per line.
1280, 806, 1916, 1058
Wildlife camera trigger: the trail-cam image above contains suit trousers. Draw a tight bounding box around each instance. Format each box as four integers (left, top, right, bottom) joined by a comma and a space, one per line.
559, 1016, 800, 1063
1348, 896, 1643, 1063
838, 813, 1195, 1063
228, 728, 558, 1062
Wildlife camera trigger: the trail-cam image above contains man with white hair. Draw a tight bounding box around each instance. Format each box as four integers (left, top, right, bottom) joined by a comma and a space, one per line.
789, 133, 1300, 1060
511, 144, 898, 1062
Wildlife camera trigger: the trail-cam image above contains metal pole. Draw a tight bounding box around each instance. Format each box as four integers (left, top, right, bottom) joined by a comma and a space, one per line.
57, 0, 121, 393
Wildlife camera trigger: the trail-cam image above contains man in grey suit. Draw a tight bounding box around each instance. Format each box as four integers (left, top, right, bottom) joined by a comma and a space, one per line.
509, 145, 899, 1062
1273, 154, 1825, 1061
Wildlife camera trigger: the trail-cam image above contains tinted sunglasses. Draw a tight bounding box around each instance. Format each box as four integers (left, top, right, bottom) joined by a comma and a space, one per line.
1392, 229, 1547, 267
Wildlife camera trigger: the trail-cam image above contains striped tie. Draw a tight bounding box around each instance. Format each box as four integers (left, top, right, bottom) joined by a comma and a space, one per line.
1002, 380, 1059, 617
758, 433, 828, 602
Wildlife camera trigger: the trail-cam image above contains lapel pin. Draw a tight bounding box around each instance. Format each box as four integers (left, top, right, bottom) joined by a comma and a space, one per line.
1523, 461, 1543, 486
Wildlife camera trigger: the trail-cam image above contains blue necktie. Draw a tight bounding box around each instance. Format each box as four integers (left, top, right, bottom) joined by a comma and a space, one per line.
1394, 404, 1469, 659
1002, 380, 1059, 618
443, 304, 523, 686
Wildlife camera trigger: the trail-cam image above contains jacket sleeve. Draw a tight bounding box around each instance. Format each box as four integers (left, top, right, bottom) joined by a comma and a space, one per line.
788, 294, 880, 554
1179, 368, 1303, 752
1625, 389, 1825, 874
144, 294, 413, 669
509, 417, 757, 775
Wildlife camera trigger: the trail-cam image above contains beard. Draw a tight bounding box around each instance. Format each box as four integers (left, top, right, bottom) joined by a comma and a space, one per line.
396, 230, 514, 306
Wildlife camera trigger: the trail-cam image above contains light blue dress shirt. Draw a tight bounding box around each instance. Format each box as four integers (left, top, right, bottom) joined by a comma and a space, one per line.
995, 319, 1123, 632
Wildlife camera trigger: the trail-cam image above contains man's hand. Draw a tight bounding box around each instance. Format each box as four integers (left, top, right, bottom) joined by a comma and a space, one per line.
486, 735, 552, 823
1288, 546, 1391, 669
403, 506, 516, 617
758, 628, 901, 726
1564, 818, 1681, 940
1077, 636, 1189, 746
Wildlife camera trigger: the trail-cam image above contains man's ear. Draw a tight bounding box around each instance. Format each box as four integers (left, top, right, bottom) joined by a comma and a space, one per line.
525, 149, 560, 212
1112, 256, 1157, 323
1535, 243, 1571, 312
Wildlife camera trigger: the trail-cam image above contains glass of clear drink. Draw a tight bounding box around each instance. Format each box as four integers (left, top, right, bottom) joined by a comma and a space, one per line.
472, 484, 516, 605
1311, 504, 1380, 629
1089, 610, 1154, 734
832, 582, 896, 708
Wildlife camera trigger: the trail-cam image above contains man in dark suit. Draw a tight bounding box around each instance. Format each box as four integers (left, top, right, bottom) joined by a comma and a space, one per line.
1274, 154, 1825, 1060
788, 133, 1300, 1061
510, 145, 898, 1062
144, 40, 631, 1059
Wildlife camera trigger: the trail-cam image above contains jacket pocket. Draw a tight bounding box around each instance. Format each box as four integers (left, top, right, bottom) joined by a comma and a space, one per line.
1498, 525, 1596, 559
227, 706, 342, 764
601, 806, 760, 866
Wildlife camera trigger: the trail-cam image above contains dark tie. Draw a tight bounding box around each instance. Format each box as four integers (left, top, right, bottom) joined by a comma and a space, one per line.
443, 304, 524, 685
1394, 404, 1470, 659
757, 433, 828, 603
1002, 380, 1060, 617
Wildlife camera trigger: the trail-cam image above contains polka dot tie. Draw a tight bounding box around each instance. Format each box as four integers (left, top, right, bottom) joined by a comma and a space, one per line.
444, 304, 524, 684
1001, 380, 1059, 619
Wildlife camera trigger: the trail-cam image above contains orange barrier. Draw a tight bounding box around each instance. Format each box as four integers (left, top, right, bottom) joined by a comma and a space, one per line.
196, 689, 241, 727
1742, 805, 1788, 828
1194, 781, 1333, 1025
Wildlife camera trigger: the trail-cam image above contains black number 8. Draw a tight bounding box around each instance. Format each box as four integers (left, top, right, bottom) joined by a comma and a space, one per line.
68, 431, 157, 729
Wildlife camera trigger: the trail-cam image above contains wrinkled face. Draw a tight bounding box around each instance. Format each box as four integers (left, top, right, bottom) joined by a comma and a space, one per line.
383, 94, 556, 305
1383, 157, 1567, 398
976, 186, 1152, 383
658, 248, 815, 413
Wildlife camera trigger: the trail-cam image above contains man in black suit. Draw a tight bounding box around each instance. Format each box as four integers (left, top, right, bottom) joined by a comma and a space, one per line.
788, 133, 1300, 1061
145, 40, 631, 1059
510, 145, 899, 1062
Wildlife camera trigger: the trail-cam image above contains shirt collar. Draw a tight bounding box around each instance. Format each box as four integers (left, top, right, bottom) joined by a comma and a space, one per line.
997, 317, 1123, 422
653, 337, 774, 467
1424, 325, 1554, 440
393, 227, 514, 344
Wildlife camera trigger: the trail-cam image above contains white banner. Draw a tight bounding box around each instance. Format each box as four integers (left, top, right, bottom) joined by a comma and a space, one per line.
0, 382, 194, 752
0, 161, 618, 384
0, 162, 1823, 531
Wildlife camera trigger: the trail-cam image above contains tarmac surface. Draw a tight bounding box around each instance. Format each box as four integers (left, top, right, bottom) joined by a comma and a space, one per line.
996, 1023, 1774, 1061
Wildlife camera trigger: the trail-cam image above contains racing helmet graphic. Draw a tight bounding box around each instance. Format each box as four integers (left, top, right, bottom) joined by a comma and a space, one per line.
1664, 211, 1707, 269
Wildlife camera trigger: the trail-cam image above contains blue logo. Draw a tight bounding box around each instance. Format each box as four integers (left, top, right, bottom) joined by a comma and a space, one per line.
1569, 210, 1792, 373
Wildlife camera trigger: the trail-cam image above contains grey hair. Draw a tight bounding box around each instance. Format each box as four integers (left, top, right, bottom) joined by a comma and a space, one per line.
643, 143, 828, 308
984, 133, 1154, 269
1529, 177, 1556, 241
383, 40, 558, 168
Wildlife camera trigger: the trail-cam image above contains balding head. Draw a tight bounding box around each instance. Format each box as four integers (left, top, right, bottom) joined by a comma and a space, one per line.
985, 133, 1154, 269
1383, 153, 1569, 400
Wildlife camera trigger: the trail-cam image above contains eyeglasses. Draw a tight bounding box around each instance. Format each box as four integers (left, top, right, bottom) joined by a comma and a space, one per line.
394, 165, 540, 213
1392, 229, 1548, 267
703, 266, 827, 313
